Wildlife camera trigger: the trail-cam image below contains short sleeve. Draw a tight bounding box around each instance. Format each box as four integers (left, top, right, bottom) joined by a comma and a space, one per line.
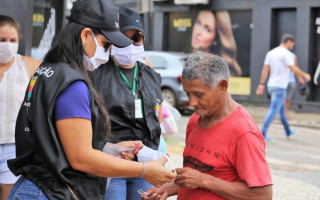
284, 51, 295, 67
55, 80, 91, 121
235, 132, 273, 187
263, 52, 270, 65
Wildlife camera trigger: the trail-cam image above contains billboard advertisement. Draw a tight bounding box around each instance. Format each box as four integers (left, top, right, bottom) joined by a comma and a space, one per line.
168, 10, 252, 78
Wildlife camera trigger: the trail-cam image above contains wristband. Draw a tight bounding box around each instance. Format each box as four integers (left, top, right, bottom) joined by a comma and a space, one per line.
140, 162, 146, 177
259, 83, 265, 85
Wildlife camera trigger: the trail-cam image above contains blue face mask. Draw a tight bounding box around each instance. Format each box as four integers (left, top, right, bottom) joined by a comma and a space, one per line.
111, 44, 144, 66
83, 31, 110, 71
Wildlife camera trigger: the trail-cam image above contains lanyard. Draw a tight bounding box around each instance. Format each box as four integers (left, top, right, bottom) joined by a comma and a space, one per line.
114, 62, 138, 97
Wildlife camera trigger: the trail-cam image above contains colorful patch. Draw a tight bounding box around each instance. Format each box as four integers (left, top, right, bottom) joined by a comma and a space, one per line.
27, 76, 38, 100
155, 103, 160, 117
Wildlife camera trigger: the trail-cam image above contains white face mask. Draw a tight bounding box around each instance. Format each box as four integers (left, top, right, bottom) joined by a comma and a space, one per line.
111, 44, 144, 66
0, 42, 18, 63
83, 32, 110, 71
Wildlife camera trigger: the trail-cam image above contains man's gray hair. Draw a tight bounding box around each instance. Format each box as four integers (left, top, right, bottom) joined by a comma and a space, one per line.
182, 53, 230, 88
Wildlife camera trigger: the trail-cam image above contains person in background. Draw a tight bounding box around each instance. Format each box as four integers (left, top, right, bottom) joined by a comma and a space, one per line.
142, 53, 273, 200
191, 10, 242, 77
285, 53, 305, 119
7, 1, 175, 199
256, 34, 311, 142
0, 14, 40, 200
92, 7, 165, 200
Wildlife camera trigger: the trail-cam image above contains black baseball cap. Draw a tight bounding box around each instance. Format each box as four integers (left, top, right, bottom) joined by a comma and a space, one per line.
119, 7, 144, 34
69, 0, 133, 47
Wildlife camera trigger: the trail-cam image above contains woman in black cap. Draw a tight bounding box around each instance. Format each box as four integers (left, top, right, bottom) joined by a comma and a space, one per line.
92, 7, 170, 200
7, 1, 175, 199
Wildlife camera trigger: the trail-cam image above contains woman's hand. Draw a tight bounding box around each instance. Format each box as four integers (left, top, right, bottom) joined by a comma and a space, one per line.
143, 157, 176, 188
117, 141, 143, 160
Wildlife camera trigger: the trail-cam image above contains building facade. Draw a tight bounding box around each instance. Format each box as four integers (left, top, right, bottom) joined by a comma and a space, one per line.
114, 0, 320, 113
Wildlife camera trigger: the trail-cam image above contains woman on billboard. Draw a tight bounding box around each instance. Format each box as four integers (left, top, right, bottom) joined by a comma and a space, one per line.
191, 10, 242, 77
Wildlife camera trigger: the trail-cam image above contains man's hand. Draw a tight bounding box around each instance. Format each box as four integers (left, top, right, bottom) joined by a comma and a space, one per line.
140, 187, 168, 200
174, 167, 205, 189
256, 64, 270, 95
297, 76, 305, 85
255, 84, 265, 95
303, 73, 311, 82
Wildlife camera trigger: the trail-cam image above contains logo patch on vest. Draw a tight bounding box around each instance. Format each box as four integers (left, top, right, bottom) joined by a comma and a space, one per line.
36, 66, 54, 77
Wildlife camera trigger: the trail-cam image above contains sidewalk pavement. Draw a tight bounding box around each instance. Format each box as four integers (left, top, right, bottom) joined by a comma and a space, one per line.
244, 105, 320, 129
165, 105, 320, 200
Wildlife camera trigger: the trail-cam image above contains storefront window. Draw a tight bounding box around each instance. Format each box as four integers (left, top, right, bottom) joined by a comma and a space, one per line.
31, 0, 56, 60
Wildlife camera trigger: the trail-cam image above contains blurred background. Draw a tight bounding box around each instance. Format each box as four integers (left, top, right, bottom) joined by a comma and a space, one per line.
1, 0, 320, 112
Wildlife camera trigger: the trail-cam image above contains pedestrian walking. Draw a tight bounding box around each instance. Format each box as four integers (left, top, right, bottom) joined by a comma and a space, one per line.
256, 34, 311, 141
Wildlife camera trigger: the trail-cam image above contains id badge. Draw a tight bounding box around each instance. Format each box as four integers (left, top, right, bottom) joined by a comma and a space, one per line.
135, 98, 143, 118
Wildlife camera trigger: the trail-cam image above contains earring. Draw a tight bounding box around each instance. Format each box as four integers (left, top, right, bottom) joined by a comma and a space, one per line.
82, 40, 87, 47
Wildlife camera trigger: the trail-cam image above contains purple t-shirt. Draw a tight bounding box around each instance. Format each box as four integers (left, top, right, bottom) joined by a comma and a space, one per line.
55, 80, 91, 121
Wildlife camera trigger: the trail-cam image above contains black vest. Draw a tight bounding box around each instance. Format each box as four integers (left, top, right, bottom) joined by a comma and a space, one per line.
92, 60, 162, 149
8, 63, 106, 200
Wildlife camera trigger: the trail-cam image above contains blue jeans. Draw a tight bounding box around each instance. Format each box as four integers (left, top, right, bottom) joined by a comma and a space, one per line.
8, 176, 48, 200
104, 177, 152, 200
0, 143, 19, 184
261, 87, 292, 136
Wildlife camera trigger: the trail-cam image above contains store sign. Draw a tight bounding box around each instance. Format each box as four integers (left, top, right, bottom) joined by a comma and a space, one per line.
229, 77, 251, 96
173, 18, 192, 31
33, 14, 44, 26
174, 0, 209, 5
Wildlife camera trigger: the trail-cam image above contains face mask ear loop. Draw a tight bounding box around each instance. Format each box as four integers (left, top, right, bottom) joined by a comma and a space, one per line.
90, 30, 100, 48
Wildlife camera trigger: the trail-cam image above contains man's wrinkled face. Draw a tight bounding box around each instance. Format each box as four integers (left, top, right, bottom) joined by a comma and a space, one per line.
183, 79, 220, 117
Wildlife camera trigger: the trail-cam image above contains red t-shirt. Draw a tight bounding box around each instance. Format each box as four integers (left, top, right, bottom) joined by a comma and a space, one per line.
177, 105, 272, 200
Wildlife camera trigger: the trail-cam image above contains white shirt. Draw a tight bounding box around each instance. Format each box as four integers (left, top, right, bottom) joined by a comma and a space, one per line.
0, 54, 29, 144
264, 46, 294, 89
